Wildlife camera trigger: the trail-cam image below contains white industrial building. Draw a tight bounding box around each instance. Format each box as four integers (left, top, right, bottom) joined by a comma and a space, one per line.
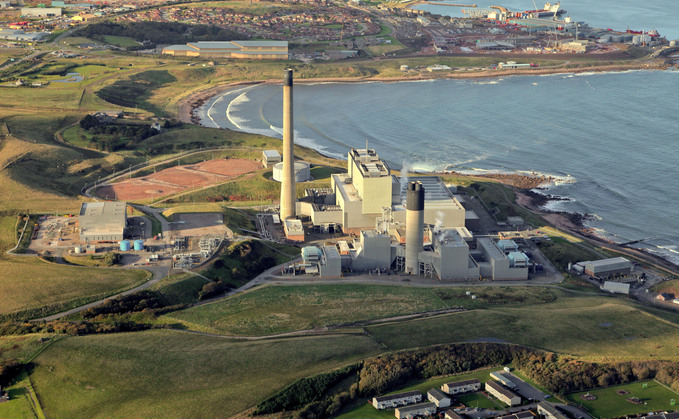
298, 149, 467, 233
79, 201, 127, 243
601, 281, 630, 295
372, 390, 422, 409
441, 378, 481, 394
21, 7, 62, 16
262, 150, 281, 168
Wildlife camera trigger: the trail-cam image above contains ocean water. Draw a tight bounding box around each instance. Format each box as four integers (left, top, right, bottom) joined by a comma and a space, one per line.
198, 1, 679, 264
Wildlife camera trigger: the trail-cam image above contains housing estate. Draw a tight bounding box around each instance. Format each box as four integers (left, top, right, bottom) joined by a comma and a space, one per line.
441, 378, 481, 394
372, 390, 422, 409
485, 380, 521, 406
394, 402, 436, 419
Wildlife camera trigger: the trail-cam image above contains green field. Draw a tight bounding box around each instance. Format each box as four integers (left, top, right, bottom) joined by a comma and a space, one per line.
28, 330, 382, 418
101, 35, 140, 48
0, 257, 148, 319
566, 381, 679, 417
339, 368, 502, 418
0, 370, 44, 419
162, 284, 554, 336
364, 291, 679, 361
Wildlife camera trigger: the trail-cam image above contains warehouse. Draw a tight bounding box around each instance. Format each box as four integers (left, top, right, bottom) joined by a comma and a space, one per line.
583, 257, 632, 277
394, 402, 436, 419
372, 390, 422, 409
79, 201, 127, 243
441, 378, 481, 395
162, 40, 288, 59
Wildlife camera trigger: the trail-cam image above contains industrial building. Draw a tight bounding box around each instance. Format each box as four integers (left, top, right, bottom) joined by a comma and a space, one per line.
477, 238, 529, 280
394, 402, 436, 419
426, 388, 450, 408
79, 201, 127, 243
485, 380, 521, 406
0, 29, 50, 42
601, 281, 630, 294
273, 71, 528, 281
441, 378, 481, 394
583, 257, 632, 277
262, 150, 281, 168
372, 390, 422, 409
162, 41, 288, 60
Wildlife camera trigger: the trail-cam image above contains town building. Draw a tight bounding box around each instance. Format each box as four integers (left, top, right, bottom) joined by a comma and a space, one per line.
485, 380, 521, 406
537, 401, 569, 419
372, 390, 422, 409
78, 201, 127, 243
394, 402, 436, 419
444, 411, 464, 419
162, 40, 288, 60
426, 388, 451, 408
441, 378, 481, 394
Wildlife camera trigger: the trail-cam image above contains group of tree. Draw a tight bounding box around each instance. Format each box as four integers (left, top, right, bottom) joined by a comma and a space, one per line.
81, 291, 170, 318
73, 21, 246, 49
254, 342, 679, 418
79, 115, 160, 152
204, 239, 278, 289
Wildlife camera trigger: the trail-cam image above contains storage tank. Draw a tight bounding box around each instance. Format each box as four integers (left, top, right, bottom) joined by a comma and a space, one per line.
74, 245, 84, 254
133, 239, 144, 251
119, 240, 131, 251
273, 161, 311, 183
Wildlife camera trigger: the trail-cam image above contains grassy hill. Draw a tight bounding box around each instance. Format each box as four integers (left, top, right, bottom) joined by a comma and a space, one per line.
28, 330, 381, 419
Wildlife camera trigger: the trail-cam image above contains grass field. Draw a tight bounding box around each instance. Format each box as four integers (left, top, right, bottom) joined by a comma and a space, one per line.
365, 291, 679, 361
149, 273, 208, 305
0, 370, 44, 419
162, 284, 554, 336
0, 257, 148, 319
100, 35, 140, 48
161, 203, 223, 220
29, 329, 382, 418
566, 380, 679, 417
340, 367, 503, 418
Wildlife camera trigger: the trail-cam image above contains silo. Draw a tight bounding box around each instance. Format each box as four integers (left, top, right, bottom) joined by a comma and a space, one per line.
133, 239, 144, 251
74, 245, 84, 254
405, 181, 425, 275
119, 240, 131, 251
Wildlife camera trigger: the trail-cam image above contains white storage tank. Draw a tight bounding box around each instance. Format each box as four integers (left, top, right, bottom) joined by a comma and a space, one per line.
272, 161, 310, 182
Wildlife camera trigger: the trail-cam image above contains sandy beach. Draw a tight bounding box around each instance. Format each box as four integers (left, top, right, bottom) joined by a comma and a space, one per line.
177, 59, 670, 124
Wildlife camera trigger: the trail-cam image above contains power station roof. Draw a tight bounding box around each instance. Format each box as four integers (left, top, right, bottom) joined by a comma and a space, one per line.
263, 150, 281, 159
405, 176, 456, 201
79, 201, 127, 236
478, 237, 507, 261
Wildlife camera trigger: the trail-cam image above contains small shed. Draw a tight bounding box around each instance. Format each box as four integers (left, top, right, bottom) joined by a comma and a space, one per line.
262, 150, 281, 168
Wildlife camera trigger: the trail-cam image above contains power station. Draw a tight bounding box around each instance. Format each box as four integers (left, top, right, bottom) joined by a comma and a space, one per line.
275, 71, 528, 282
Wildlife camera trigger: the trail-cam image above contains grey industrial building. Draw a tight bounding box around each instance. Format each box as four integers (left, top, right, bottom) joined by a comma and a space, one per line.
261, 150, 281, 168
79, 201, 127, 243
583, 257, 632, 276
477, 238, 529, 280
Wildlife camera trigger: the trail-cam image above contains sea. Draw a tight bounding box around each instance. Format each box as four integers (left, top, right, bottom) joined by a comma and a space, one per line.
198, 0, 679, 265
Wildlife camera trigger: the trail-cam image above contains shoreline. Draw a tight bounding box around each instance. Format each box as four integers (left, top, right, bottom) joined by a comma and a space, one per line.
176, 64, 679, 275
178, 60, 670, 125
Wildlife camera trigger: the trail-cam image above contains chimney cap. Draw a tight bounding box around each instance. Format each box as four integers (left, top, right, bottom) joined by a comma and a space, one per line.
284, 69, 293, 87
